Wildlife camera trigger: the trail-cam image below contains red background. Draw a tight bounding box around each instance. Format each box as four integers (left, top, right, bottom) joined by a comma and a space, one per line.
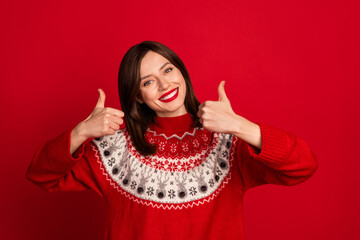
1, 0, 359, 239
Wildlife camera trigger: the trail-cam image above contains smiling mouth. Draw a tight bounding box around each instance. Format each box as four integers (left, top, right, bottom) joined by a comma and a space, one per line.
159, 88, 179, 102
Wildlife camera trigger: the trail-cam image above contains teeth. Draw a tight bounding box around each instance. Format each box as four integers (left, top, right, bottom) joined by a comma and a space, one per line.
160, 88, 177, 100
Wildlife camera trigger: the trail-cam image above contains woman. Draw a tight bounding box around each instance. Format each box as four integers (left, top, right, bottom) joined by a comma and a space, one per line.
26, 41, 318, 240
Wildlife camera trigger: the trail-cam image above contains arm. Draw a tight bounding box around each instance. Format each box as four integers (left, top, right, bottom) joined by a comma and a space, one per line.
198, 81, 318, 190
236, 123, 318, 191
25, 128, 96, 192
26, 89, 124, 194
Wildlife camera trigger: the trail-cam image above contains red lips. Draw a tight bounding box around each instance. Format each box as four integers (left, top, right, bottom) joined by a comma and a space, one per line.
159, 88, 179, 103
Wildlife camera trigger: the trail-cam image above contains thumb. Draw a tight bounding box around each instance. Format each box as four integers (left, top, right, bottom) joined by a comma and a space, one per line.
217, 81, 228, 102
95, 88, 106, 108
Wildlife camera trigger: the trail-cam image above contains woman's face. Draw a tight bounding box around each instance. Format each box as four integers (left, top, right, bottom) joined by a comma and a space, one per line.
138, 51, 187, 117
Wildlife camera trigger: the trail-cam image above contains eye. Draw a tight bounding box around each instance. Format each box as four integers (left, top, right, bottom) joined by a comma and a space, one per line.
143, 80, 152, 86
164, 67, 173, 74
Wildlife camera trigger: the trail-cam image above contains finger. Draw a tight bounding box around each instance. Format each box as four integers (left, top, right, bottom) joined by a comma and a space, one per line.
198, 102, 205, 112
197, 103, 205, 117
217, 81, 228, 102
105, 107, 125, 118
199, 116, 203, 124
108, 121, 120, 131
108, 115, 124, 125
96, 88, 106, 108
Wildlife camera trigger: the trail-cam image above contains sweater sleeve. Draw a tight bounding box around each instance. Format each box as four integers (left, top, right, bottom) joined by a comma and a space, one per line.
25, 128, 105, 197
236, 123, 318, 192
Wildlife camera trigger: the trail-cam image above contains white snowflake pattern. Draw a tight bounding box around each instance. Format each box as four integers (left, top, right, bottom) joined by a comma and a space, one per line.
159, 142, 166, 151
170, 143, 177, 153
202, 134, 208, 142
193, 139, 199, 148
182, 143, 189, 152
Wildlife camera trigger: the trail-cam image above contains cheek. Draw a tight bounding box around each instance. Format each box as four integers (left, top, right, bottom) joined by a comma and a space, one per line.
141, 89, 157, 102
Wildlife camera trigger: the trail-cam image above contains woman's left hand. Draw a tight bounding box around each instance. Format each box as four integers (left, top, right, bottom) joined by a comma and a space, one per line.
197, 81, 262, 149
197, 81, 239, 134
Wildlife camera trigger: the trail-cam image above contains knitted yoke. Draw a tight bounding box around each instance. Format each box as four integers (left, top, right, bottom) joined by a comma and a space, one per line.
92, 113, 235, 208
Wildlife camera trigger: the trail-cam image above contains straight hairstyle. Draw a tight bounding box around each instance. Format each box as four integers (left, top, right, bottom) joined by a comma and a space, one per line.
118, 41, 201, 156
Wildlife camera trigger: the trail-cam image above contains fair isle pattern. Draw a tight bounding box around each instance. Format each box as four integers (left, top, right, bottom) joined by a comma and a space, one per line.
91, 135, 238, 210
127, 128, 216, 171
146, 128, 198, 140
92, 129, 235, 207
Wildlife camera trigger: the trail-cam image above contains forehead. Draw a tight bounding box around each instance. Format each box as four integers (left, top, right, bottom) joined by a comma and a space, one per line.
140, 51, 169, 75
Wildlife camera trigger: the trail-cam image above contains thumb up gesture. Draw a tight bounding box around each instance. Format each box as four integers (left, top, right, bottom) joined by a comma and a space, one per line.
197, 81, 237, 134
70, 89, 124, 154
82, 88, 124, 138
197, 81, 262, 149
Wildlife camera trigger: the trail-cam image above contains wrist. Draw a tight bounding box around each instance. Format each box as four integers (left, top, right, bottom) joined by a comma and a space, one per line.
232, 115, 248, 136
232, 115, 262, 149
71, 121, 89, 143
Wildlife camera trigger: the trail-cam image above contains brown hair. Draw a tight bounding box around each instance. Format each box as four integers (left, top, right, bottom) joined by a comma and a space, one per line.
118, 41, 201, 156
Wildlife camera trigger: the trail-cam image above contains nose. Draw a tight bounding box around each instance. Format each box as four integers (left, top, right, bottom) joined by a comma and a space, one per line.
158, 76, 170, 91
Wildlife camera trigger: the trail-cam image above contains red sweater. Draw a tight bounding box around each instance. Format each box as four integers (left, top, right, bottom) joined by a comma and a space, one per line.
26, 113, 318, 240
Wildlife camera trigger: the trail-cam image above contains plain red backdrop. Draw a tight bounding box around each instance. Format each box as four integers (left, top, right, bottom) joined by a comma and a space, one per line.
1, 0, 359, 239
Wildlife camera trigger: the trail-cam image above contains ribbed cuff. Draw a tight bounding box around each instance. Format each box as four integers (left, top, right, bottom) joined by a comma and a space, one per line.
247, 123, 291, 168
49, 128, 89, 164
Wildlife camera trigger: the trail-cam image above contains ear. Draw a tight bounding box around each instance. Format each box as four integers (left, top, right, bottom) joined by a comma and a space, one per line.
136, 97, 144, 104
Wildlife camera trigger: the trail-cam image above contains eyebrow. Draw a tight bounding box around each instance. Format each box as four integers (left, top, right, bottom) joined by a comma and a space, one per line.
140, 62, 171, 81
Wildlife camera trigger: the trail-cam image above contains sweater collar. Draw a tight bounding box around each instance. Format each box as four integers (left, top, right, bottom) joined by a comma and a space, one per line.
150, 113, 194, 133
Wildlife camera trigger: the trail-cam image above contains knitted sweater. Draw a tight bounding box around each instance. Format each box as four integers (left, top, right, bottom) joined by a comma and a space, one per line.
26, 113, 318, 240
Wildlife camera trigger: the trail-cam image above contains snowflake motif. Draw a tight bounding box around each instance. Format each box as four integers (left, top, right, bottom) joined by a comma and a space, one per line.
202, 134, 208, 142
159, 142, 166, 151
208, 179, 215, 188
100, 141, 108, 148
130, 181, 137, 190
170, 181, 174, 185
107, 157, 116, 167
216, 168, 223, 176
146, 187, 154, 196
148, 137, 155, 144
189, 178, 193, 183
189, 187, 197, 196
193, 139, 199, 148
206, 170, 210, 175
182, 143, 189, 152
119, 172, 125, 180
135, 173, 139, 177
170, 143, 177, 153
168, 189, 175, 199
222, 150, 228, 158
151, 178, 155, 183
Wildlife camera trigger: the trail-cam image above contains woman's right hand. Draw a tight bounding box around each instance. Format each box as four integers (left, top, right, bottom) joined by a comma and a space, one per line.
70, 89, 124, 155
